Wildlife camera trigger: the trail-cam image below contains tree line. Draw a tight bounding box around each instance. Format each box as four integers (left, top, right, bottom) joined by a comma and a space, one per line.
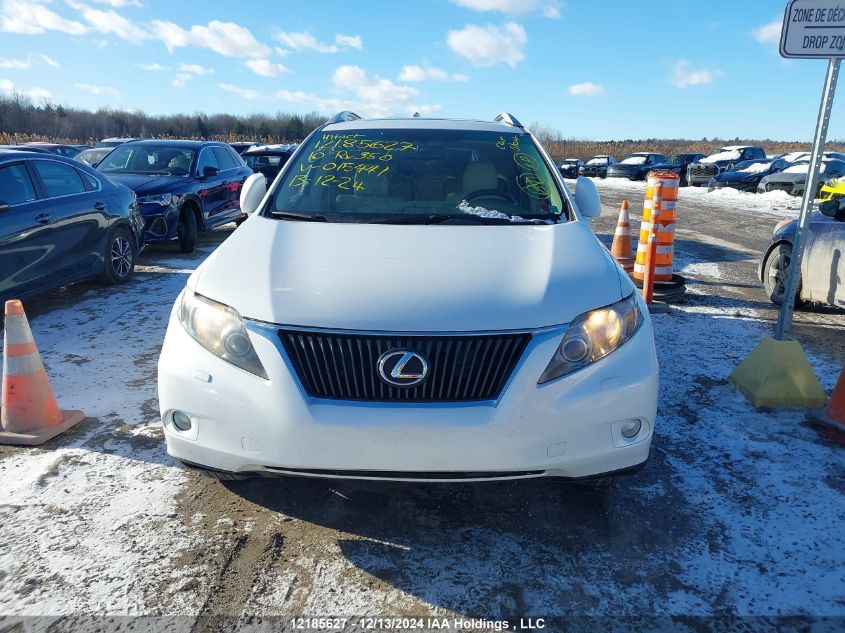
1, 91, 840, 160
0, 92, 324, 145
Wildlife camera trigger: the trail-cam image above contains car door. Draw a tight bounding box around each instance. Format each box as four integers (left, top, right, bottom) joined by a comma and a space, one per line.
804, 213, 845, 306
0, 161, 57, 299
195, 147, 227, 226
212, 145, 246, 222
29, 158, 109, 283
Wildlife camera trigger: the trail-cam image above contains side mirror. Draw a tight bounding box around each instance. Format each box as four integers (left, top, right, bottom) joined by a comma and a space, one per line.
240, 172, 267, 214
201, 165, 218, 179
574, 176, 601, 218
819, 198, 845, 221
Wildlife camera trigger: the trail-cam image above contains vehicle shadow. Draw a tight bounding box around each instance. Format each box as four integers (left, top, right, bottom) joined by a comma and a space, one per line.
218, 447, 700, 618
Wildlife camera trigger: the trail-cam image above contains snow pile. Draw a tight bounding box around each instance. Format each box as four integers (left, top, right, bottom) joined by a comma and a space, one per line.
585, 156, 610, 165
700, 150, 741, 163
737, 161, 771, 174
619, 156, 647, 165
456, 200, 543, 223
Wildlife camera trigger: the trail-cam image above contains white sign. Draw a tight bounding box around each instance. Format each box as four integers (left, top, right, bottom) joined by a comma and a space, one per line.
781, 0, 845, 58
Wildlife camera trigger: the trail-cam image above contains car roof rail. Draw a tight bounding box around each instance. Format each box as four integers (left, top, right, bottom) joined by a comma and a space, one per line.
494, 112, 524, 129
326, 111, 362, 124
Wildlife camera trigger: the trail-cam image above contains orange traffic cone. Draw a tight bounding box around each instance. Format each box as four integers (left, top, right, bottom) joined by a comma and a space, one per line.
814, 367, 845, 430
611, 200, 634, 273
1, 300, 84, 446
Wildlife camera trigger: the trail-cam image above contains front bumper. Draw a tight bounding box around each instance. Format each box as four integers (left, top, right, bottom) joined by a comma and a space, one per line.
139, 202, 180, 243
158, 302, 659, 481
708, 180, 758, 193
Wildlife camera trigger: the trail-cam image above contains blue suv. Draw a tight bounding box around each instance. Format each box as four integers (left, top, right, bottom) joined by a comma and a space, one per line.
96, 140, 253, 252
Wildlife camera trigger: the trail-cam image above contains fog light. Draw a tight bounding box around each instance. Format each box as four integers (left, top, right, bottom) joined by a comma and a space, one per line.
172, 410, 192, 432
620, 418, 642, 439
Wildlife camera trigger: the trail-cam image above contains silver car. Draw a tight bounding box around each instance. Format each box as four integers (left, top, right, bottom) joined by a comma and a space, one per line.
760, 200, 845, 308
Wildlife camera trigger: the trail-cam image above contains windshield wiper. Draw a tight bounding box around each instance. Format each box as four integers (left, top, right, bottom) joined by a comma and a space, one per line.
269, 211, 331, 222
369, 214, 514, 225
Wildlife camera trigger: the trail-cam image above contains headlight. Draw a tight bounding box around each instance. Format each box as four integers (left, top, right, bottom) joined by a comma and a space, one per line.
538, 294, 643, 384
138, 193, 173, 206
178, 290, 268, 379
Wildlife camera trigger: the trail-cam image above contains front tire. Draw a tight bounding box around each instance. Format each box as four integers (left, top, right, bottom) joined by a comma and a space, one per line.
100, 226, 136, 284
763, 243, 802, 306
177, 209, 197, 254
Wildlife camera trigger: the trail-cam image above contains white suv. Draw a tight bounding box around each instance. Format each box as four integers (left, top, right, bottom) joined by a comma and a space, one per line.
158, 112, 659, 484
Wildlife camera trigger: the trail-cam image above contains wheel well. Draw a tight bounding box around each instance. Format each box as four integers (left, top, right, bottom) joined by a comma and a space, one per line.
759, 239, 792, 283
180, 201, 203, 231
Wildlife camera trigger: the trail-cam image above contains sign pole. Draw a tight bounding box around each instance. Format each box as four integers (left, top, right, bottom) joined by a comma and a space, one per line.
774, 56, 840, 340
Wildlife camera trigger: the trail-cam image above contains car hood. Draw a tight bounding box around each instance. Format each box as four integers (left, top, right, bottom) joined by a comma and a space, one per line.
714, 171, 763, 183
190, 215, 630, 331
104, 173, 186, 194
607, 164, 639, 171
767, 172, 807, 184
650, 162, 683, 170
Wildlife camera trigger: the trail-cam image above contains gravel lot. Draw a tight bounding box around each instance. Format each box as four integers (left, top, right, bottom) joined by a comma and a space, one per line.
1, 183, 844, 632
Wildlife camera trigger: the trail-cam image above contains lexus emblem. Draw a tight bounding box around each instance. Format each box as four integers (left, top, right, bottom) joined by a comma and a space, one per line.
377, 349, 429, 387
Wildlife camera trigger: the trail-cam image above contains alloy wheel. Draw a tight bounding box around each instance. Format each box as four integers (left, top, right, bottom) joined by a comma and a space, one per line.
111, 235, 133, 278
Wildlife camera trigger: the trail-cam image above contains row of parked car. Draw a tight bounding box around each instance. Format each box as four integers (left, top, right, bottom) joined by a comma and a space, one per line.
0, 137, 296, 303
560, 146, 845, 197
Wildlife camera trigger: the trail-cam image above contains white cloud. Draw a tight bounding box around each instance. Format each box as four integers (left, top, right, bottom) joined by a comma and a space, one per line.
66, 0, 149, 43
244, 58, 289, 78
0, 0, 87, 35
335, 33, 362, 50
151, 19, 271, 58
398, 64, 469, 82
0, 56, 31, 69
671, 60, 720, 88
274, 30, 363, 54
447, 21, 527, 68
277, 65, 439, 118
218, 82, 262, 100
91, 0, 141, 6
179, 62, 213, 75
567, 81, 605, 96
172, 73, 193, 87
451, 0, 560, 18
754, 18, 781, 44
39, 53, 60, 67
407, 104, 443, 116
0, 53, 61, 70
75, 82, 120, 97
0, 78, 54, 100
135, 62, 167, 71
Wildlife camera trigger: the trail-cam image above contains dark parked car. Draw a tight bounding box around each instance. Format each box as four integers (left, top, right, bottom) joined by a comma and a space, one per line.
558, 158, 583, 179
760, 198, 845, 308
0, 145, 51, 154
95, 137, 141, 149
646, 152, 705, 186
229, 141, 260, 155
0, 150, 144, 302
75, 147, 113, 167
96, 140, 253, 253
606, 152, 669, 181
579, 155, 617, 178
708, 158, 790, 192
22, 143, 83, 158
758, 158, 845, 197
242, 144, 295, 184
687, 146, 767, 186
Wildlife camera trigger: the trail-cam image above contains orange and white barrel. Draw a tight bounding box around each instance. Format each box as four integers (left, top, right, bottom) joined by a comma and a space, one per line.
633, 172, 679, 282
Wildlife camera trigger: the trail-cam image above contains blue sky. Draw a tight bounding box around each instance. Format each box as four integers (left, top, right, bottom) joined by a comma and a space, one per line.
0, 0, 841, 140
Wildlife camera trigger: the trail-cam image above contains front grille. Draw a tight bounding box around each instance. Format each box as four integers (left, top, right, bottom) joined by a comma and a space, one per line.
278, 329, 531, 402
689, 164, 717, 177
766, 182, 795, 194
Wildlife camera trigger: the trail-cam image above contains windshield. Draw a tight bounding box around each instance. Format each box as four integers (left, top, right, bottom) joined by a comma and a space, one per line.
619, 155, 647, 165
97, 145, 195, 175
269, 128, 566, 224
244, 153, 288, 169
